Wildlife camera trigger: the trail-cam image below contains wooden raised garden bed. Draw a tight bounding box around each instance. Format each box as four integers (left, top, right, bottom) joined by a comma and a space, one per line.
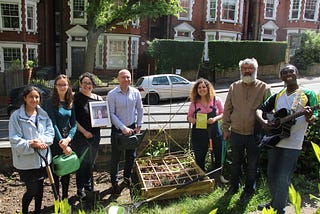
135, 153, 215, 200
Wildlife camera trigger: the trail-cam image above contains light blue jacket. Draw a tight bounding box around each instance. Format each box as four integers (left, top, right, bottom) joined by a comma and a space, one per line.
9, 104, 54, 170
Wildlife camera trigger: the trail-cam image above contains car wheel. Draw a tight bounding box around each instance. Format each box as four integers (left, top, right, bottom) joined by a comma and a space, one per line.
145, 93, 159, 105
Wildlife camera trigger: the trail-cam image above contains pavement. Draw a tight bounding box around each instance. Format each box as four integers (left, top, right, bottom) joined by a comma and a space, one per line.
1, 75, 319, 117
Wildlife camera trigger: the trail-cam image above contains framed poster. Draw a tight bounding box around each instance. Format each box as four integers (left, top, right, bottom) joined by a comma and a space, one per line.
89, 101, 111, 127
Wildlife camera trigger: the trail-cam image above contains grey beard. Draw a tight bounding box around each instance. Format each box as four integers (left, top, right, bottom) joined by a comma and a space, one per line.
241, 75, 256, 83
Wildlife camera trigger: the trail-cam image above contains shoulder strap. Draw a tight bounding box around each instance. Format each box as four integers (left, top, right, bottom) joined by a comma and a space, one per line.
274, 88, 286, 109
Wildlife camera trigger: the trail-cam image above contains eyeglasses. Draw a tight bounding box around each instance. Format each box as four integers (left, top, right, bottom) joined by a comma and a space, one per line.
56, 84, 68, 87
81, 81, 93, 86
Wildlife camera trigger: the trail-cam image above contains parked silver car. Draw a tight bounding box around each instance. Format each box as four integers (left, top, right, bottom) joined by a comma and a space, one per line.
135, 74, 195, 104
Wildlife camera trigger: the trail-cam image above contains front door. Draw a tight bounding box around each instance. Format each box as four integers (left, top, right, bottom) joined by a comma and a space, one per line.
71, 47, 85, 79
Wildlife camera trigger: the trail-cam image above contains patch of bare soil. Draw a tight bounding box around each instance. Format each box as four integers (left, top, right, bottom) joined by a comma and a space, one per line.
0, 169, 132, 214
0, 168, 319, 214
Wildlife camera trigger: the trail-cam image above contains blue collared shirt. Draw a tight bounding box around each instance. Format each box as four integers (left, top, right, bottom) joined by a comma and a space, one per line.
107, 86, 143, 130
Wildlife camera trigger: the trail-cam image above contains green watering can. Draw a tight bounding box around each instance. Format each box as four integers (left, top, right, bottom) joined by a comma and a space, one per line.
52, 147, 89, 176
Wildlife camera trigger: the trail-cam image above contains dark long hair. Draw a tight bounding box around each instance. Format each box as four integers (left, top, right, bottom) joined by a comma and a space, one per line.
22, 85, 42, 105
51, 74, 73, 109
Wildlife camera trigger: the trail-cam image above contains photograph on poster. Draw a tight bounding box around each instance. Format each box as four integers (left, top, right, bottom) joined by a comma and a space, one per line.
89, 101, 111, 127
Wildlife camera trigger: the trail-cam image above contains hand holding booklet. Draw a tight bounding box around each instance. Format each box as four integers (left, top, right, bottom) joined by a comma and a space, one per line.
196, 113, 207, 129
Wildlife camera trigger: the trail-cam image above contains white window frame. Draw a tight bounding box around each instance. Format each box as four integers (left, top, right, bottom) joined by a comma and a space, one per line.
204, 31, 216, 61
131, 37, 139, 69
25, 0, 38, 33
261, 28, 276, 41
0, 43, 23, 72
264, 0, 278, 20
95, 35, 104, 69
303, 0, 319, 21
220, 0, 239, 23
178, 0, 194, 21
0, 1, 21, 32
26, 44, 38, 66
174, 22, 195, 41
206, 0, 217, 22
218, 31, 238, 40
289, 0, 301, 20
261, 20, 278, 41
106, 35, 128, 69
69, 0, 87, 25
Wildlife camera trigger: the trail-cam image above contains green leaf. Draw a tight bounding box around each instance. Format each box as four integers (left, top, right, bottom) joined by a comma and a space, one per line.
209, 208, 218, 214
289, 184, 297, 204
54, 199, 60, 214
311, 142, 320, 162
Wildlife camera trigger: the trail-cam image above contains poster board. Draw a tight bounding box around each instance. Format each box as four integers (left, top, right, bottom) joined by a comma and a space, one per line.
89, 101, 111, 127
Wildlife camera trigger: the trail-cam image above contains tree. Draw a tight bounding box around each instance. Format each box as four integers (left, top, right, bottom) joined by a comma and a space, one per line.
292, 30, 320, 70
84, 0, 182, 73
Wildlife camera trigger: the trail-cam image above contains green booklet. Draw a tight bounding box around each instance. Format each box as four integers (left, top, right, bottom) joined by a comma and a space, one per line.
196, 113, 207, 129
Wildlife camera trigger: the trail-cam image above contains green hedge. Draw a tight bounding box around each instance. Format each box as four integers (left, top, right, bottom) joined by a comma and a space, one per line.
208, 40, 287, 71
146, 40, 287, 73
146, 39, 204, 73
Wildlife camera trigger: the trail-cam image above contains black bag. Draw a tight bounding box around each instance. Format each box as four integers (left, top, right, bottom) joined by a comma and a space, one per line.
116, 131, 146, 150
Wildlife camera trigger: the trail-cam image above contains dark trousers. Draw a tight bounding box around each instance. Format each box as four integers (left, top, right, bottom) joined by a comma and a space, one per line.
22, 179, 44, 214
73, 131, 100, 191
229, 131, 260, 192
52, 173, 70, 199
51, 140, 70, 199
110, 125, 136, 184
19, 168, 46, 214
191, 126, 223, 172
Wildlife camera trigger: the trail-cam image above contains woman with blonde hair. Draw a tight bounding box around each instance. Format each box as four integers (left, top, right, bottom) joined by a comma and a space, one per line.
187, 78, 227, 183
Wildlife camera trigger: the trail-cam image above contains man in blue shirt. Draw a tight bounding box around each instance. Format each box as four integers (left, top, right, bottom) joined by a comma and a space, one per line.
107, 69, 144, 195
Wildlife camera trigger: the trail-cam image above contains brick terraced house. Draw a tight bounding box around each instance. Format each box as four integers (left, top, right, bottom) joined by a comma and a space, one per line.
0, 0, 319, 78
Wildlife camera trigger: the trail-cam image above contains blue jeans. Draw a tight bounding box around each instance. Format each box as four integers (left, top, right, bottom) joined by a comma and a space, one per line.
267, 147, 300, 214
229, 132, 260, 192
110, 125, 136, 184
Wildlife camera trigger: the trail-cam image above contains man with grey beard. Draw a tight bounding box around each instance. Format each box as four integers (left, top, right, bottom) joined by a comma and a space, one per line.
222, 58, 271, 203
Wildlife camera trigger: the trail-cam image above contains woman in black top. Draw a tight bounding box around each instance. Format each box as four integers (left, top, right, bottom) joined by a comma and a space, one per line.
73, 72, 103, 200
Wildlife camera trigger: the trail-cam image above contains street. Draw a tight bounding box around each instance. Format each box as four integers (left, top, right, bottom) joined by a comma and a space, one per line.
0, 77, 320, 147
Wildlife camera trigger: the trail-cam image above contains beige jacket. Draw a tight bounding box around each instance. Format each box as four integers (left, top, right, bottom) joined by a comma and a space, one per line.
222, 79, 271, 135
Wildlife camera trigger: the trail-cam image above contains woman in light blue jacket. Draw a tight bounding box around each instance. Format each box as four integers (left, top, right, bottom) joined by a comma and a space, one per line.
9, 85, 54, 214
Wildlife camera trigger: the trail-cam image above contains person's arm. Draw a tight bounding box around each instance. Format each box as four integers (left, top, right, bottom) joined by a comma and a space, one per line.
256, 94, 276, 130
45, 99, 63, 141
214, 96, 224, 121
35, 107, 54, 148
222, 86, 233, 140
304, 89, 318, 123
135, 92, 144, 133
187, 102, 196, 124
9, 111, 35, 154
67, 106, 77, 140
107, 92, 126, 130
76, 121, 93, 139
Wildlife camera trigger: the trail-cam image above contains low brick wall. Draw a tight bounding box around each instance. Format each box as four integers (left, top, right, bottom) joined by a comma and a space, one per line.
0, 129, 191, 172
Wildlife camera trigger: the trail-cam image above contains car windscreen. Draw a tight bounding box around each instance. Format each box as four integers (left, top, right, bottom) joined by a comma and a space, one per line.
135, 77, 144, 87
